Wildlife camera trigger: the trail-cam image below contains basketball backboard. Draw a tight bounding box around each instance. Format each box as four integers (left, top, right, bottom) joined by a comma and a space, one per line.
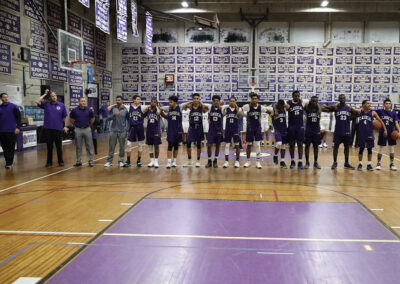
58, 29, 84, 72
238, 68, 269, 92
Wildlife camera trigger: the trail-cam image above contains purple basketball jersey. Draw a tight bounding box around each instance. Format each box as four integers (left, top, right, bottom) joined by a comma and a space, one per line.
225, 108, 239, 134
146, 108, 161, 135
273, 109, 287, 134
129, 105, 144, 127
247, 105, 261, 130
209, 107, 223, 132
306, 108, 321, 133
167, 105, 183, 135
189, 106, 203, 128
334, 105, 351, 136
288, 102, 304, 127
376, 109, 398, 134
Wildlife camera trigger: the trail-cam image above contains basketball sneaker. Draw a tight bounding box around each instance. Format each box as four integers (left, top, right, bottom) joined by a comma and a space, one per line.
119, 162, 125, 167
104, 162, 112, 167
344, 163, 355, 170
357, 164, 362, 171
166, 161, 172, 168
273, 155, 278, 165
223, 161, 229, 168
256, 161, 262, 169
314, 162, 321, 169
280, 161, 287, 168
154, 160, 159, 168
290, 160, 296, 169
195, 161, 201, 167
234, 161, 240, 168
205, 160, 212, 168
213, 159, 218, 168
244, 161, 251, 168
390, 164, 397, 171
367, 164, 374, 171
376, 163, 381, 170
183, 160, 193, 167
298, 162, 304, 170
172, 160, 177, 167
331, 162, 338, 170
304, 162, 310, 169
148, 159, 154, 167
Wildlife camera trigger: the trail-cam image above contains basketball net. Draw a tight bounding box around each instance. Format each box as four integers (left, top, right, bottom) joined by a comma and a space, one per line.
249, 82, 257, 92
71, 60, 88, 68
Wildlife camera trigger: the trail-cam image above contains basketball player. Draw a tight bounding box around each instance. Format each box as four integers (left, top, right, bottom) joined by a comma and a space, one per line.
304, 96, 322, 169
205, 95, 223, 168
124, 95, 146, 167
203, 109, 209, 145
160, 95, 185, 168
242, 93, 271, 169
322, 94, 360, 170
286, 90, 307, 169
357, 100, 387, 171
261, 111, 270, 147
144, 98, 161, 168
271, 100, 288, 168
319, 112, 332, 148
223, 97, 242, 168
182, 108, 190, 145
376, 99, 400, 171
183, 93, 208, 167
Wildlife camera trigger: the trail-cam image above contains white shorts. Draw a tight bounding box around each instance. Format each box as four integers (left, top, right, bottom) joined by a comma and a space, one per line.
261, 120, 269, 132
320, 119, 330, 131
183, 122, 189, 134
203, 122, 209, 133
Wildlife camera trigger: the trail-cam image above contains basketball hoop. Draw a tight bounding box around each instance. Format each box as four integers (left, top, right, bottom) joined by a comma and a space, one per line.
249, 81, 257, 92
71, 60, 88, 68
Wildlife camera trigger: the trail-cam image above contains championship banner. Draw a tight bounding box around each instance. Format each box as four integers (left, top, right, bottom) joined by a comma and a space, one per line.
131, 1, 139, 37
145, 11, 153, 55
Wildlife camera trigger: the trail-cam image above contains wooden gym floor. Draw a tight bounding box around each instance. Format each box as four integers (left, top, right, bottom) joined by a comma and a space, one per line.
0, 133, 399, 283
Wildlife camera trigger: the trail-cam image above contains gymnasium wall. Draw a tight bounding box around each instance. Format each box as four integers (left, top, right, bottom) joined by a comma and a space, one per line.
0, 0, 113, 115
112, 21, 400, 104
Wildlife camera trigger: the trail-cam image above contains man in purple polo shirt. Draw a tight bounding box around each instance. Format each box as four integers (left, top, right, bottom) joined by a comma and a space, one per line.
100, 102, 110, 133
70, 97, 95, 167
36, 89, 68, 167
0, 93, 21, 169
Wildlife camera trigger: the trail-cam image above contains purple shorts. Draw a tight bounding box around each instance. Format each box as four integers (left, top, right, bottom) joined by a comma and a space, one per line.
187, 126, 204, 143
207, 131, 223, 145
275, 129, 288, 144
246, 127, 262, 142
146, 133, 162, 146
288, 126, 305, 142
224, 131, 241, 144
305, 131, 322, 145
167, 132, 182, 145
333, 134, 351, 146
378, 133, 396, 146
357, 137, 375, 149
128, 125, 145, 142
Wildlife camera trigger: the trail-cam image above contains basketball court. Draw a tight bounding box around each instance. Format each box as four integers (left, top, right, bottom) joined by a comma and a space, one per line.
1, 138, 400, 283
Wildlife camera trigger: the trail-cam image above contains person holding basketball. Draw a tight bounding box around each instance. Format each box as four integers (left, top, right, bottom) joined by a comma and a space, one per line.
357, 100, 386, 171
375, 98, 400, 171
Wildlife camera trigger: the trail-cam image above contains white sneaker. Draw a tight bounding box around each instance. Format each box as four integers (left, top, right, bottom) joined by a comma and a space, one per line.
391, 165, 397, 171
256, 161, 262, 169
166, 161, 172, 168
119, 162, 124, 167
319, 144, 323, 148
234, 161, 240, 168
104, 162, 112, 167
376, 164, 381, 170
148, 160, 154, 167
323, 142, 328, 148
223, 161, 229, 168
154, 160, 159, 168
195, 161, 201, 167
183, 161, 193, 167
244, 162, 250, 168
172, 160, 177, 167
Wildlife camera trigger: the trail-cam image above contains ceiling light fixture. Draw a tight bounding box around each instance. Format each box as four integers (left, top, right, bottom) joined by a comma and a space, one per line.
181, 1, 189, 8
321, 1, 329, 7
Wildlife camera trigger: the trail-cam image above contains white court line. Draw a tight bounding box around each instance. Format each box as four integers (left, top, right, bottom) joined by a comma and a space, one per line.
120, 203, 134, 206
0, 230, 96, 236
363, 245, 374, 251
12, 277, 41, 284
67, 242, 87, 245
98, 219, 113, 222
0, 143, 141, 194
103, 233, 400, 243
257, 251, 294, 255
371, 209, 384, 211
372, 150, 400, 162
391, 226, 400, 229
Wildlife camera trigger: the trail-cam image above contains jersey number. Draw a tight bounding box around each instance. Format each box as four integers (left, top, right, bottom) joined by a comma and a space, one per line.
340, 115, 347, 121
213, 116, 218, 122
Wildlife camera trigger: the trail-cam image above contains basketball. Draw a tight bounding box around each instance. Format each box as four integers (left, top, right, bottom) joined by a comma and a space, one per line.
373, 120, 382, 130
391, 130, 400, 140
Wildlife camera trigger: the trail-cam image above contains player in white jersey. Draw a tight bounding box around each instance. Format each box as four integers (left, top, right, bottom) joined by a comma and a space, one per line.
261, 111, 270, 146
319, 112, 332, 148
202, 111, 209, 144
182, 108, 190, 145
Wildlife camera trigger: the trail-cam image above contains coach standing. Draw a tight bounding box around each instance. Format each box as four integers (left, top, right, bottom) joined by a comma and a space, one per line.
36, 90, 68, 167
70, 97, 95, 167
0, 93, 21, 169
104, 96, 129, 167
99, 102, 110, 133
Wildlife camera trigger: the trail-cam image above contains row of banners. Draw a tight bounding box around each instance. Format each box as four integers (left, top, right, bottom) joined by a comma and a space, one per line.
120, 44, 400, 103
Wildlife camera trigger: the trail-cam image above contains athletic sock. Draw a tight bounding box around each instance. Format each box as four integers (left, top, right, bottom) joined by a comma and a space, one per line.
390, 157, 394, 163
367, 161, 371, 165
377, 155, 382, 162
168, 158, 172, 163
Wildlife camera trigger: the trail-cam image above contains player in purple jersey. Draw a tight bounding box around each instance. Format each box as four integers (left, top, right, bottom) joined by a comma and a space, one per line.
242, 93, 272, 169
160, 95, 185, 168
376, 99, 400, 171
304, 96, 322, 169
285, 91, 307, 169
183, 93, 208, 167
322, 94, 360, 170
206, 95, 224, 168
272, 100, 288, 168
144, 98, 161, 168
223, 97, 242, 168
357, 100, 387, 171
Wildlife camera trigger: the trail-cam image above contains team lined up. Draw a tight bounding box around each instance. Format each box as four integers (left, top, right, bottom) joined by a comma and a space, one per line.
104, 91, 399, 170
